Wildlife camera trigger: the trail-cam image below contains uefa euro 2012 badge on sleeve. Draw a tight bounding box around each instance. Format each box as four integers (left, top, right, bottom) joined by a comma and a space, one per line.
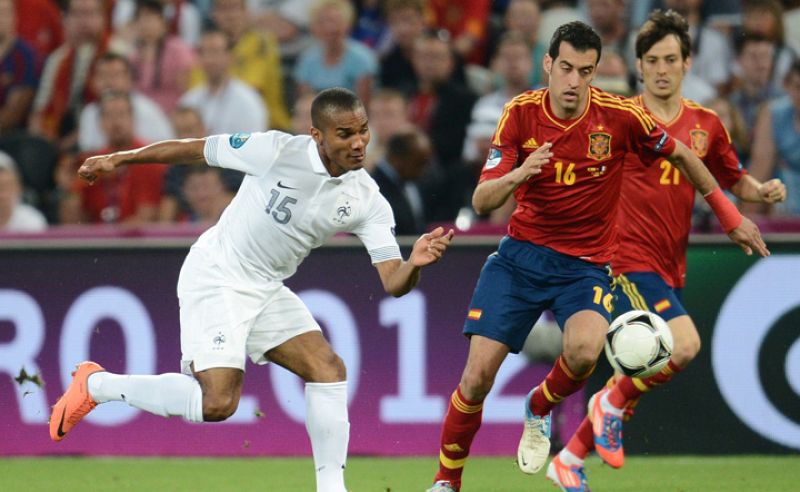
485, 148, 502, 169
229, 132, 251, 149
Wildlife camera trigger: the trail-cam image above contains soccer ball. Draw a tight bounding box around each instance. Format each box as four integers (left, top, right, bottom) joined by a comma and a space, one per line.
605, 310, 674, 378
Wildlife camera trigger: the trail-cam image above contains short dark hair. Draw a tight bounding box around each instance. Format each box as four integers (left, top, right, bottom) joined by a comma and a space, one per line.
135, 0, 163, 17
311, 88, 365, 130
97, 52, 133, 74
548, 21, 601, 63
635, 9, 692, 60
733, 30, 773, 56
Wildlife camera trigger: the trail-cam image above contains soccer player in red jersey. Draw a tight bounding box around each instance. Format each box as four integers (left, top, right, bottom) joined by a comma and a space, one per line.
547, 11, 786, 492
427, 20, 771, 492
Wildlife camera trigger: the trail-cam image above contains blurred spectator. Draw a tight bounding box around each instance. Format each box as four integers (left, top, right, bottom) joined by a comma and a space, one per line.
586, 0, 629, 55
290, 91, 315, 135
353, 0, 389, 50
0, 0, 40, 134
729, 32, 783, 148
661, 0, 733, 92
785, 0, 800, 54
180, 28, 267, 134
206, 0, 290, 130
60, 91, 166, 224
538, 1, 587, 46
408, 31, 476, 170
179, 166, 235, 225
14, 0, 63, 59
370, 130, 432, 235
78, 52, 174, 151
594, 50, 632, 95
128, 0, 196, 114
29, 0, 108, 144
365, 88, 414, 171
470, 33, 533, 151
293, 0, 377, 105
427, 0, 491, 65
707, 96, 750, 162
740, 0, 797, 93
113, 0, 202, 47
0, 150, 47, 232
247, 0, 314, 65
159, 106, 242, 223
747, 60, 800, 215
501, 0, 548, 88
379, 0, 427, 95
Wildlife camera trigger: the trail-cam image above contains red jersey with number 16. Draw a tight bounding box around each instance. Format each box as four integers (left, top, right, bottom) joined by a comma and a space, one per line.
613, 96, 746, 288
481, 87, 676, 264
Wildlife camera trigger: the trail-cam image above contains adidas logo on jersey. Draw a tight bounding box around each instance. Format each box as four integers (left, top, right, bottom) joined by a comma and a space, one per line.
522, 137, 539, 149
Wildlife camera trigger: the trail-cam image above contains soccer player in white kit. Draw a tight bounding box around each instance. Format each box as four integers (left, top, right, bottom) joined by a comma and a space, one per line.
49, 88, 455, 492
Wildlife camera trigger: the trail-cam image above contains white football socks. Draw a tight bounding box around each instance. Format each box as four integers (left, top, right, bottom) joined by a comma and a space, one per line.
87, 372, 204, 423
600, 391, 625, 416
559, 448, 584, 466
305, 381, 349, 492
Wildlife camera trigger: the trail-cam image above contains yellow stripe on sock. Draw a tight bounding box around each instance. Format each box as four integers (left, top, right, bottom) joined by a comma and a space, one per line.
439, 450, 467, 470
632, 378, 650, 392
451, 391, 483, 414
541, 382, 564, 403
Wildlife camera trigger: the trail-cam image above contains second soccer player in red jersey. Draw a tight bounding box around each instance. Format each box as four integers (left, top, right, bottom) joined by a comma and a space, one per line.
547, 11, 786, 492
427, 20, 771, 492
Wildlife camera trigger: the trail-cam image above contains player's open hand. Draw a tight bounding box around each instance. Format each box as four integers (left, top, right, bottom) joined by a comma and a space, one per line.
758, 178, 786, 204
513, 142, 553, 184
78, 154, 120, 184
728, 216, 769, 257
410, 226, 455, 267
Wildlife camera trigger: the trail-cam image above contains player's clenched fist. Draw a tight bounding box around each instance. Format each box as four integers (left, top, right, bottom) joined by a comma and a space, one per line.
758, 178, 786, 204
512, 142, 553, 184
78, 154, 120, 184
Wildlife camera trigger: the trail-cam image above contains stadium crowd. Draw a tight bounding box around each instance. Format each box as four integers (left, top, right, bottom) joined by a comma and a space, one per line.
1, 0, 799, 233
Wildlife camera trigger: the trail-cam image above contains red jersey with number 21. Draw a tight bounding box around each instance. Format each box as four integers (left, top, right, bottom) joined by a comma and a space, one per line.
614, 97, 746, 287
481, 87, 676, 264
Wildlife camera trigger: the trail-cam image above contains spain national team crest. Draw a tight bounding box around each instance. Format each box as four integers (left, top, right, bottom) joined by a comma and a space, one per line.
587, 132, 612, 160
689, 129, 708, 158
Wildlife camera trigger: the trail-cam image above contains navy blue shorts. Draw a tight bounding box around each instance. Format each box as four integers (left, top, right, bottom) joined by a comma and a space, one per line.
613, 271, 687, 321
463, 236, 614, 353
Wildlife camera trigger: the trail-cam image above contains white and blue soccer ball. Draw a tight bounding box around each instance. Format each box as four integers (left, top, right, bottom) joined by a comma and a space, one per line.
605, 310, 674, 378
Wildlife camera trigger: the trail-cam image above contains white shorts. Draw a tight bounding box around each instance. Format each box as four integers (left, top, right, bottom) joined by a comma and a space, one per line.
177, 247, 321, 374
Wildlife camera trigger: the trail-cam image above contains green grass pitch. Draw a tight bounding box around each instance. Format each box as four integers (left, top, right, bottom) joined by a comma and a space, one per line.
1, 455, 798, 491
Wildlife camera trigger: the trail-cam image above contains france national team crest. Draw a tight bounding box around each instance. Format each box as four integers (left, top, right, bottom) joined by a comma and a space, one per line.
485, 147, 502, 169
689, 129, 708, 158
332, 194, 356, 225
229, 132, 251, 149
587, 132, 612, 160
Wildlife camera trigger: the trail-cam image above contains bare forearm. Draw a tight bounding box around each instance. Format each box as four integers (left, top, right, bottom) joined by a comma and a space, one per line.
113, 139, 207, 167
730, 175, 763, 203
668, 143, 717, 195
383, 260, 421, 297
472, 172, 523, 215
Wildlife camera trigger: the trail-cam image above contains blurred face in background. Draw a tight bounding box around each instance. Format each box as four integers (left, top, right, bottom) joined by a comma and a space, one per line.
291, 93, 315, 135
183, 169, 227, 221
100, 96, 135, 148
135, 6, 167, 44
738, 39, 776, 89
368, 94, 410, 144
310, 3, 352, 50
67, 0, 106, 45
494, 40, 533, 89
198, 32, 232, 85
92, 59, 133, 95
212, 0, 248, 39
505, 0, 541, 40
637, 34, 689, 99
0, 0, 16, 44
412, 36, 454, 87
172, 108, 206, 139
387, 6, 425, 51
